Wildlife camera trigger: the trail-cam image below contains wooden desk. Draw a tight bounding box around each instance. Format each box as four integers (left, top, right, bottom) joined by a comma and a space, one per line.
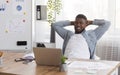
0, 52, 120, 75
0, 52, 65, 75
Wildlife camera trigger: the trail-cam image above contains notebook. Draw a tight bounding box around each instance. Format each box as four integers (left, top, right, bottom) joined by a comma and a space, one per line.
33, 47, 62, 66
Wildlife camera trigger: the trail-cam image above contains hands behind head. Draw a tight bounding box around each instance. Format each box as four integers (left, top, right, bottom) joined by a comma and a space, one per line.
70, 20, 93, 26
70, 21, 75, 25
87, 20, 93, 26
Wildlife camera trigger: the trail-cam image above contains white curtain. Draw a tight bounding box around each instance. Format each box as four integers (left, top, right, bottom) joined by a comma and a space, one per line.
57, 0, 108, 20
56, 0, 120, 32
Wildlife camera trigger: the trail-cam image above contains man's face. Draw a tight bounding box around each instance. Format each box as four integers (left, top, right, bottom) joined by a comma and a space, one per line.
74, 18, 87, 34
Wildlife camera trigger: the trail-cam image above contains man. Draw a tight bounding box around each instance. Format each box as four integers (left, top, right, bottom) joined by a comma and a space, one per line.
52, 14, 110, 59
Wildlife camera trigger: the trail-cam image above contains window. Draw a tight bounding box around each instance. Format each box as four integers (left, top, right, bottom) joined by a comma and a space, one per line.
115, 0, 120, 29
56, 0, 120, 32
57, 0, 109, 20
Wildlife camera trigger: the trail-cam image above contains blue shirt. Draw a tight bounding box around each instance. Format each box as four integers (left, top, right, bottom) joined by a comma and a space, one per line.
52, 19, 110, 59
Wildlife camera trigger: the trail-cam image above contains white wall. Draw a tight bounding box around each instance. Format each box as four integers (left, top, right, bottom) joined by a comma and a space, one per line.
34, 0, 50, 43
35, 0, 48, 5
35, 21, 50, 43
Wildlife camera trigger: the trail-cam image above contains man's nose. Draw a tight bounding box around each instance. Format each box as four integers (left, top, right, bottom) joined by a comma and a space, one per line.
77, 23, 81, 26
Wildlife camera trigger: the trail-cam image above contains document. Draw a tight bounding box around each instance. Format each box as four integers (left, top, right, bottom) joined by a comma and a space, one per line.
67, 61, 112, 70
66, 61, 112, 75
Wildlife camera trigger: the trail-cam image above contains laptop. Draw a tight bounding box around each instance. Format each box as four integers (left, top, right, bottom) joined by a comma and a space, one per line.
33, 47, 62, 66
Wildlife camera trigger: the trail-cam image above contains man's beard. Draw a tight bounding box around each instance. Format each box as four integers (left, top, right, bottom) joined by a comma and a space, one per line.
75, 29, 85, 34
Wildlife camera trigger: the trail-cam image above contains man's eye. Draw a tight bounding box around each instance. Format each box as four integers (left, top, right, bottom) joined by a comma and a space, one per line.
75, 22, 78, 24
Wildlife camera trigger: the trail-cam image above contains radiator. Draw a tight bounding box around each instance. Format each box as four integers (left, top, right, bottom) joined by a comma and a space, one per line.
96, 37, 120, 60
96, 37, 120, 74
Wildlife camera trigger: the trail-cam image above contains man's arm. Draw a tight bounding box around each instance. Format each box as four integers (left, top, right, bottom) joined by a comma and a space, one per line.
51, 20, 71, 39
89, 19, 110, 40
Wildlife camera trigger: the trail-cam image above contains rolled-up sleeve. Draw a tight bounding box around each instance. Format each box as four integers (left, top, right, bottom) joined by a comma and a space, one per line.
92, 19, 111, 40
51, 20, 71, 39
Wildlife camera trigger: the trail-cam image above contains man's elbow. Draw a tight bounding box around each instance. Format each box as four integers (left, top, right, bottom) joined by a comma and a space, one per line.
105, 20, 111, 29
106, 20, 111, 26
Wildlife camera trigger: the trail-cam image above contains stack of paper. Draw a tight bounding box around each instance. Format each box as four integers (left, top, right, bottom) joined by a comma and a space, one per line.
67, 61, 112, 75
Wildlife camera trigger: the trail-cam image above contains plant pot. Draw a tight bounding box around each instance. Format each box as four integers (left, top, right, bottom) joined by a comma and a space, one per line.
60, 64, 67, 72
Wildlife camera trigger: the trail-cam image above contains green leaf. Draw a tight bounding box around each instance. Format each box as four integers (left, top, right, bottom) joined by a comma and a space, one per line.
61, 56, 67, 64
47, 0, 62, 24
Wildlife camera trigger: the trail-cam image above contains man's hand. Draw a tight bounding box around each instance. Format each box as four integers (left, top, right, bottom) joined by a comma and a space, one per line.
70, 21, 75, 25
87, 20, 93, 26
71, 20, 93, 26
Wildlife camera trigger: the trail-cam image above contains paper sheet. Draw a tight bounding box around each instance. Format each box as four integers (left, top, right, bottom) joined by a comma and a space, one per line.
67, 61, 112, 70
23, 52, 34, 58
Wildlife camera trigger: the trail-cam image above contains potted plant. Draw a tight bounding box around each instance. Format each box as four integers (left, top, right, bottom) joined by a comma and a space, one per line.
61, 56, 68, 71
47, 0, 62, 24
47, 0, 62, 43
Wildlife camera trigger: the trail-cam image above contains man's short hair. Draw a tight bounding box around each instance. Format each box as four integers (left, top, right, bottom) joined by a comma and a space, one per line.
76, 14, 87, 20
